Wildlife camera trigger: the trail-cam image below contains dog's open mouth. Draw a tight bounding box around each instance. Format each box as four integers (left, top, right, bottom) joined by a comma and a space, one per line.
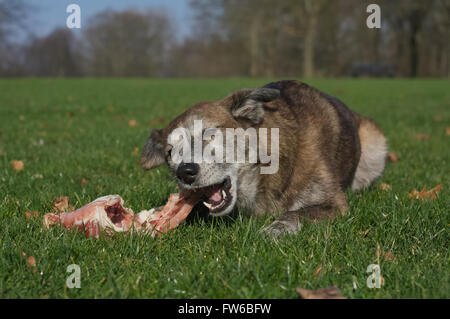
196, 176, 233, 214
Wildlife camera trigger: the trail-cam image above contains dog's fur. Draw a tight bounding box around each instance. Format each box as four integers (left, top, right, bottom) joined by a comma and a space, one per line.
141, 80, 387, 237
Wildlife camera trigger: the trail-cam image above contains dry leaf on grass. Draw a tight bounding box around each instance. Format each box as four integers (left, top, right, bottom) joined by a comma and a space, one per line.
376, 246, 395, 262
383, 251, 395, 261
414, 133, 429, 140
12, 160, 24, 171
21, 252, 37, 273
296, 286, 345, 299
358, 228, 372, 237
52, 196, 74, 212
387, 152, 398, 163
27, 256, 36, 267
128, 119, 138, 127
445, 127, 450, 136
24, 211, 39, 219
379, 183, 391, 191
131, 147, 139, 155
81, 178, 87, 187
408, 184, 442, 201
149, 117, 165, 125
313, 264, 323, 277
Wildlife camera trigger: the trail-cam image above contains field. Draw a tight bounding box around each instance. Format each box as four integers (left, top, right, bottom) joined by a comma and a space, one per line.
0, 78, 448, 298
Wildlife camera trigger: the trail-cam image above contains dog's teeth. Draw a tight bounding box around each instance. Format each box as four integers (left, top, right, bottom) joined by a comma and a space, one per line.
203, 201, 212, 209
222, 190, 226, 199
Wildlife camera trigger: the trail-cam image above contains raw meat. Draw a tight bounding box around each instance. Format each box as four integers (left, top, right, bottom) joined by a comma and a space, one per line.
43, 192, 200, 238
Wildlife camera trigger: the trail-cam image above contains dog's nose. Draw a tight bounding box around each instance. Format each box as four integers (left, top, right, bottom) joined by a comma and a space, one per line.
176, 163, 199, 184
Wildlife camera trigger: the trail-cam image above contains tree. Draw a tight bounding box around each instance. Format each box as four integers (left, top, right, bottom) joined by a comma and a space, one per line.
0, 0, 29, 76
83, 9, 174, 77
25, 28, 81, 76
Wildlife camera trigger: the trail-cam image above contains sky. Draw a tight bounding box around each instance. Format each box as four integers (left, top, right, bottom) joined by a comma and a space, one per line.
21, 0, 192, 41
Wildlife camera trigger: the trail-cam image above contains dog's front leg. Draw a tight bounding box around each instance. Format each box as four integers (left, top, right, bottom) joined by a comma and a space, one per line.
261, 200, 348, 239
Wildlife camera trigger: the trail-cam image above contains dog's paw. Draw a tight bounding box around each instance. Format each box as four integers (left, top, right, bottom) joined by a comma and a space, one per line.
260, 220, 299, 239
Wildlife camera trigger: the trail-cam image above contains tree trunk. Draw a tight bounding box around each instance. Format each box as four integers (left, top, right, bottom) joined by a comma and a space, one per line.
303, 0, 322, 78
409, 30, 419, 77
249, 15, 260, 77
303, 14, 317, 78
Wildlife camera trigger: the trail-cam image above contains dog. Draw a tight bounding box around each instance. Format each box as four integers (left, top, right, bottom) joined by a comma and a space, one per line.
140, 80, 387, 237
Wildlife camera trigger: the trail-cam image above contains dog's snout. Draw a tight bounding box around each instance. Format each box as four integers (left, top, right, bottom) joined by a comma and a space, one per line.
176, 163, 199, 184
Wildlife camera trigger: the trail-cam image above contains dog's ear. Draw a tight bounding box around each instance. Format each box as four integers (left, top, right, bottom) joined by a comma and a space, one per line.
141, 129, 166, 170
230, 88, 280, 124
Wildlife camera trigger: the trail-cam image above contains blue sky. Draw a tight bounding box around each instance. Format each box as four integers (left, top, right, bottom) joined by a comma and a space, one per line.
23, 0, 192, 40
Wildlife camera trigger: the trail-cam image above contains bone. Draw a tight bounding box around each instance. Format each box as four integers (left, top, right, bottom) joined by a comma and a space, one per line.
43, 192, 200, 238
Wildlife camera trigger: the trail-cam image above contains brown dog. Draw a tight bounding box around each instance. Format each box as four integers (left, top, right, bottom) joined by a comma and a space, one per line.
141, 80, 387, 237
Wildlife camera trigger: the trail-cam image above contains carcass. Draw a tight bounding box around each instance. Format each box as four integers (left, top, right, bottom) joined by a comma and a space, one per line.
43, 192, 200, 238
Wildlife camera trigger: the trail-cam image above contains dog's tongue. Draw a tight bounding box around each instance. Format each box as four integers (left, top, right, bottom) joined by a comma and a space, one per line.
209, 189, 222, 202
203, 184, 223, 203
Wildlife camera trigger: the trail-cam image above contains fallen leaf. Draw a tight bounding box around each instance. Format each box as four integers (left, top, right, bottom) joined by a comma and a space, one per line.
27, 256, 36, 267
358, 228, 372, 237
379, 183, 391, 191
149, 117, 165, 125
409, 184, 442, 201
384, 251, 395, 261
296, 286, 345, 299
414, 133, 429, 140
313, 264, 323, 277
387, 152, 398, 162
24, 210, 39, 219
12, 160, 24, 171
81, 178, 87, 187
131, 147, 139, 155
52, 196, 73, 212
128, 119, 138, 127
446, 127, 450, 136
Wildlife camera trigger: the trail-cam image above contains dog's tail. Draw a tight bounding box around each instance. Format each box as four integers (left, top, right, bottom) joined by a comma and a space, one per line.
351, 114, 387, 191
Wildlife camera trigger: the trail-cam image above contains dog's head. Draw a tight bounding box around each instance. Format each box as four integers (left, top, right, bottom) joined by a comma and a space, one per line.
141, 87, 280, 216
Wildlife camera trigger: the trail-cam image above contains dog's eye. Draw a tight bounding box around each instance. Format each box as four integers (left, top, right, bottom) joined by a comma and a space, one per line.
165, 146, 173, 160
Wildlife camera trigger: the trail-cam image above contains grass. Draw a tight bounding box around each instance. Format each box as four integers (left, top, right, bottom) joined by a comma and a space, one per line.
0, 78, 449, 298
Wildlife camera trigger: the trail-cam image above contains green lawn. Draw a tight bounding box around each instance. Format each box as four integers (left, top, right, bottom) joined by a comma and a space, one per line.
0, 78, 448, 298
